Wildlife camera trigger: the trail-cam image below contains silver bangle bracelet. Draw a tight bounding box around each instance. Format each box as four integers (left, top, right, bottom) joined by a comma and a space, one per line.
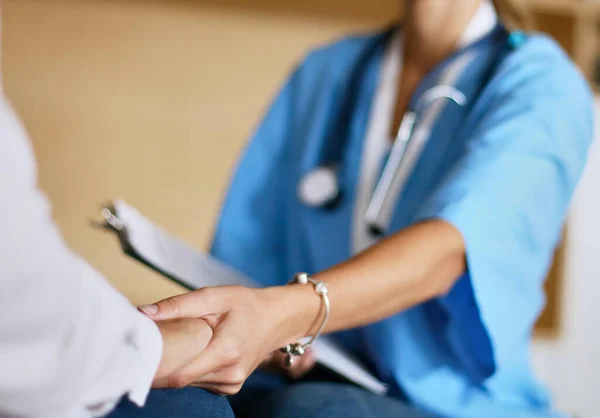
280, 272, 330, 367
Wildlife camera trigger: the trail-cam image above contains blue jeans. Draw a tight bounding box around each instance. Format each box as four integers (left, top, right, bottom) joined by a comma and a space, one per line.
106, 370, 435, 418
106, 387, 234, 418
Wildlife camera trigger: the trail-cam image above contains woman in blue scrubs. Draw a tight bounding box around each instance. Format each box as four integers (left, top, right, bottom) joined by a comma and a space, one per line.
112, 1, 594, 417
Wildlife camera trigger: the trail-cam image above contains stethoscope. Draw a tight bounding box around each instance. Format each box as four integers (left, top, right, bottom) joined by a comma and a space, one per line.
298, 87, 465, 234
298, 27, 524, 235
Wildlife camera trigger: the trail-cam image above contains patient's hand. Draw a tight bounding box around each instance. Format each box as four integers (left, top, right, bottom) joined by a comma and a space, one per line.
152, 318, 213, 388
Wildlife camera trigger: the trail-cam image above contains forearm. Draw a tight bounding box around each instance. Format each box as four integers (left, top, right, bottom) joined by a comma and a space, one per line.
279, 219, 466, 341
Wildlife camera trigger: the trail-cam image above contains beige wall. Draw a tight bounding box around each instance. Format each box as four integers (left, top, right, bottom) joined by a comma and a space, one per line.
1, 0, 399, 305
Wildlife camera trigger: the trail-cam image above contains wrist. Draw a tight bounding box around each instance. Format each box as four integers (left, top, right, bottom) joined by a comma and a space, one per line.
262, 283, 323, 347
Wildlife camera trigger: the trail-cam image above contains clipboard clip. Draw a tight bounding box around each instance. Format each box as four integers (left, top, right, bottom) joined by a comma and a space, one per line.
90, 204, 125, 232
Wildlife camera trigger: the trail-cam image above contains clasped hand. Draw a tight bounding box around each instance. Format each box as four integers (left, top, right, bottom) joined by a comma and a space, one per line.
143, 286, 317, 395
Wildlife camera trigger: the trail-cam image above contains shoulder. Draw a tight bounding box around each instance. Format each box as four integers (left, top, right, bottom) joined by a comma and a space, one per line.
471, 33, 595, 181
493, 33, 592, 111
481, 33, 594, 144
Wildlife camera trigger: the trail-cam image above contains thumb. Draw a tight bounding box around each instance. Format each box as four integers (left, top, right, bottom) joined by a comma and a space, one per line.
139, 289, 214, 321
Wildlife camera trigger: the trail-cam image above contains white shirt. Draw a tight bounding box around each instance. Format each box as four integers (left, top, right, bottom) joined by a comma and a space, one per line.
352, 0, 498, 254
0, 22, 162, 418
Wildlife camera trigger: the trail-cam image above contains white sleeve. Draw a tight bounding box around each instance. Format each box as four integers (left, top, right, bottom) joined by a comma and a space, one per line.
0, 90, 163, 417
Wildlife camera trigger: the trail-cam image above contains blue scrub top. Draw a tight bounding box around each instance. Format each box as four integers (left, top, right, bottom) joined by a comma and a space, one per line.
211, 27, 594, 418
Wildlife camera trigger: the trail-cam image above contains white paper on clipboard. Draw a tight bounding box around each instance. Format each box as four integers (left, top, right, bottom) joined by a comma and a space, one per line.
110, 199, 388, 396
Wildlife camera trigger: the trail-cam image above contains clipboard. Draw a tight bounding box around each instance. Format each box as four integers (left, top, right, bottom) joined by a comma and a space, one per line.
97, 200, 258, 290
97, 204, 199, 291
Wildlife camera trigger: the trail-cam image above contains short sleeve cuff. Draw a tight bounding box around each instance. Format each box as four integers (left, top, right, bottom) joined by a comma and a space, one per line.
416, 200, 496, 382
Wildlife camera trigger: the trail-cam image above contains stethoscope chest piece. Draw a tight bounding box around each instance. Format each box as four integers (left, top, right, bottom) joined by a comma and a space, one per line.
298, 166, 341, 209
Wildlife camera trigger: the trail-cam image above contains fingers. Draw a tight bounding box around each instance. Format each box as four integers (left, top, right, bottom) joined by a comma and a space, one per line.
161, 331, 245, 389
152, 319, 214, 385
139, 288, 221, 321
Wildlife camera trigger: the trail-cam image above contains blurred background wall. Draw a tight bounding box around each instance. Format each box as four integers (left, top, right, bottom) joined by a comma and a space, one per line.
1, 0, 400, 305
1, 0, 599, 416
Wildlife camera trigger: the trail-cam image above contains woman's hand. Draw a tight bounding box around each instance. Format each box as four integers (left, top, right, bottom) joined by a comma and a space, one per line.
140, 285, 319, 395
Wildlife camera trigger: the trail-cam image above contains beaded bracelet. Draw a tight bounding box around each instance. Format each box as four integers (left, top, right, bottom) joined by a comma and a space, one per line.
280, 272, 330, 367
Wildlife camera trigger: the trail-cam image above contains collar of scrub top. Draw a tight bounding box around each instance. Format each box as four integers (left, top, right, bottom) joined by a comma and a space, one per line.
360, 0, 500, 236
